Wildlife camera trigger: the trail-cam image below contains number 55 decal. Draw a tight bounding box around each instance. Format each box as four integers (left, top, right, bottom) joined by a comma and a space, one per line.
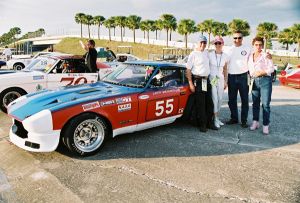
155, 98, 174, 117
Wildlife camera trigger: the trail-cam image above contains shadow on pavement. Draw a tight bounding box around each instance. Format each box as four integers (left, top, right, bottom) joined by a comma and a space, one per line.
54, 103, 300, 160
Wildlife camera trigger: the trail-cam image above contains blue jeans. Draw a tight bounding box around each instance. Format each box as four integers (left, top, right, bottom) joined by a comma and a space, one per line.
228, 72, 249, 123
252, 76, 272, 126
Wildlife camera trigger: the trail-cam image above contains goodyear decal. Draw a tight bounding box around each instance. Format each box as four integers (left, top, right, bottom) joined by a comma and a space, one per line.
100, 100, 115, 107
33, 75, 44, 80
118, 103, 131, 112
82, 101, 100, 111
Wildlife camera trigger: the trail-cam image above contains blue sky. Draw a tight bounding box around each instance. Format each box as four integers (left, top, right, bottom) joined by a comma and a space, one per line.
0, 0, 299, 46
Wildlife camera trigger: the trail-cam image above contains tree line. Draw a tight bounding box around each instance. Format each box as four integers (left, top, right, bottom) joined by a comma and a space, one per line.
75, 13, 300, 54
0, 28, 45, 47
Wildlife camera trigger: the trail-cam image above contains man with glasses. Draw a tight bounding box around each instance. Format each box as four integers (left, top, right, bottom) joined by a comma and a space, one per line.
186, 35, 217, 132
226, 31, 251, 128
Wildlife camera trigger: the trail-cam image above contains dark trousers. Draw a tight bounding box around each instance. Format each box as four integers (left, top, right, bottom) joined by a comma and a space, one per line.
194, 77, 214, 128
252, 76, 272, 126
228, 72, 249, 123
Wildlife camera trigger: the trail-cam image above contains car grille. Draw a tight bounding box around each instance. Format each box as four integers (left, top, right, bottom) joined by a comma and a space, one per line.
12, 120, 28, 139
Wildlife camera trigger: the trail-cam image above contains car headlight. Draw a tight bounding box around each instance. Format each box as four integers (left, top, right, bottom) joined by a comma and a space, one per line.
22, 109, 53, 133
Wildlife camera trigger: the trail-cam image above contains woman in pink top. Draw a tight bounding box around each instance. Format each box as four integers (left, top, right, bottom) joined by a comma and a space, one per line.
248, 37, 274, 135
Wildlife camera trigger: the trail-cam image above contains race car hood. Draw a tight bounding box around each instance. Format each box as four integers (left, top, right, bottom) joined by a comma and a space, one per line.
8, 81, 142, 121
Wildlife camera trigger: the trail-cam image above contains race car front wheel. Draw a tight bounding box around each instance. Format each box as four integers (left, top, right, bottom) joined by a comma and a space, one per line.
62, 113, 109, 156
0, 88, 26, 113
13, 63, 25, 70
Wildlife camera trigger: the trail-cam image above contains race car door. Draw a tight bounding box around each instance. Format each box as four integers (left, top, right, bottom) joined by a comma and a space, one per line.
137, 67, 184, 125
46, 59, 99, 89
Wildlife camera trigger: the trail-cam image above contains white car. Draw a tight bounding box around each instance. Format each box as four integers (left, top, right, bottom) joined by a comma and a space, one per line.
106, 53, 141, 68
0, 53, 112, 113
6, 52, 54, 70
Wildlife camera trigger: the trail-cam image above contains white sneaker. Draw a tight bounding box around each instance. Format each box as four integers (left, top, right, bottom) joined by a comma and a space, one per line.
214, 118, 220, 128
217, 118, 224, 126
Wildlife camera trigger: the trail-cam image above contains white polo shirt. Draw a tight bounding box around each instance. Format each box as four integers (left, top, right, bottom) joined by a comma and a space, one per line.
3, 48, 12, 56
186, 50, 210, 77
226, 45, 251, 74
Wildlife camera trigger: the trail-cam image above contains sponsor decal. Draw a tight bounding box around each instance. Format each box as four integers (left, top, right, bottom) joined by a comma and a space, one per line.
241, 50, 247, 56
68, 73, 84, 77
82, 101, 100, 111
153, 89, 179, 95
100, 100, 115, 106
118, 103, 131, 112
116, 96, 132, 104
139, 95, 149, 100
33, 75, 44, 80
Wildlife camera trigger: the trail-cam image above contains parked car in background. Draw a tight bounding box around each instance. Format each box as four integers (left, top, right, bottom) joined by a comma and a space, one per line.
278, 63, 300, 88
7, 61, 190, 156
0, 60, 6, 68
0, 53, 112, 113
6, 52, 54, 70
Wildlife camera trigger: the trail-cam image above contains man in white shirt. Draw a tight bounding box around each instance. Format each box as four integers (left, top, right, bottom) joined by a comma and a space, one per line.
186, 35, 217, 132
2, 46, 12, 61
226, 31, 250, 128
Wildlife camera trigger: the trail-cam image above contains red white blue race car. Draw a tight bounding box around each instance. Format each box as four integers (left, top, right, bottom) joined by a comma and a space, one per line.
8, 61, 190, 156
0, 53, 112, 113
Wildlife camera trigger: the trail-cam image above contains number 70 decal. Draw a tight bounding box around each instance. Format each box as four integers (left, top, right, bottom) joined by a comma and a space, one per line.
60, 77, 88, 86
155, 98, 174, 117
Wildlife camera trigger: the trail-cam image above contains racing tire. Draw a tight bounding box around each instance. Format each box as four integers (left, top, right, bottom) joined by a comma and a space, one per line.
13, 63, 25, 71
0, 88, 26, 113
62, 113, 109, 156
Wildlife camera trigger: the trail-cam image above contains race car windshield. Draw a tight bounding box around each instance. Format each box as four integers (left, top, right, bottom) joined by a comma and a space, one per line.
23, 57, 58, 72
103, 64, 155, 88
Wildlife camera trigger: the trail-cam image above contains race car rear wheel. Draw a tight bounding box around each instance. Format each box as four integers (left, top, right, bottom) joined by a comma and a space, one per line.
0, 88, 26, 113
13, 63, 25, 70
63, 113, 108, 156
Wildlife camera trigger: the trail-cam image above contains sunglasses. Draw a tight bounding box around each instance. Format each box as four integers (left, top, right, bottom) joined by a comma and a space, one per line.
233, 37, 242, 40
254, 43, 263, 46
200, 41, 207, 44
214, 42, 222, 45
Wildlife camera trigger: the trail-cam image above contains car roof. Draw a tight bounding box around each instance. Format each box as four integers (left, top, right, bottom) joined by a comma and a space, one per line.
124, 60, 185, 68
40, 53, 83, 60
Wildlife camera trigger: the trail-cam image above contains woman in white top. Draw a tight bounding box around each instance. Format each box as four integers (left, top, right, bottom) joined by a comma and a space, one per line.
209, 36, 228, 128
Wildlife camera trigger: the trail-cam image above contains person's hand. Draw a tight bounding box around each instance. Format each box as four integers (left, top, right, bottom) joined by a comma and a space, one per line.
189, 83, 195, 93
266, 52, 272, 59
224, 83, 228, 90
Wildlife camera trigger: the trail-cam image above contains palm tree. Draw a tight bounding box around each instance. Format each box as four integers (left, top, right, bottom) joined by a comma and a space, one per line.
93, 15, 105, 40
291, 24, 300, 57
9, 27, 21, 47
140, 20, 155, 44
160, 14, 176, 47
126, 15, 142, 43
104, 17, 115, 41
211, 21, 228, 37
75, 13, 86, 38
140, 21, 147, 39
197, 23, 205, 35
197, 19, 214, 47
278, 28, 294, 50
115, 16, 127, 42
177, 19, 197, 48
256, 22, 278, 51
228, 18, 251, 36
83, 14, 94, 39
153, 19, 164, 40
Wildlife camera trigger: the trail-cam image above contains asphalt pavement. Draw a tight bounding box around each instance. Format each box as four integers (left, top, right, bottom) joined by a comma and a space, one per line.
0, 81, 300, 203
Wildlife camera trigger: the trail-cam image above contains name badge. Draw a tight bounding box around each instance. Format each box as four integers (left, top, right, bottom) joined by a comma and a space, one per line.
202, 79, 207, 92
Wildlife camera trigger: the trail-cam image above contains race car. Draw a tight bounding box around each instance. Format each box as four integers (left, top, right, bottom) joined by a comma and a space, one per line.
278, 63, 300, 88
0, 53, 112, 113
8, 61, 190, 156
6, 52, 53, 70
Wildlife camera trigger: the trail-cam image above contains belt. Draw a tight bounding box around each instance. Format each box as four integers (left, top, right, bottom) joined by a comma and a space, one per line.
193, 75, 208, 79
228, 72, 248, 76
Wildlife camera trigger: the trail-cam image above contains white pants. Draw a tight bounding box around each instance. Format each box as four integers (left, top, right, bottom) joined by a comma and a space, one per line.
211, 75, 224, 114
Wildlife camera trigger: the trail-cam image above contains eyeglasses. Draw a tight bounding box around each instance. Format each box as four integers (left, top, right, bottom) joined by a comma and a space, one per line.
200, 41, 207, 44
254, 43, 263, 46
214, 42, 222, 45
233, 37, 242, 40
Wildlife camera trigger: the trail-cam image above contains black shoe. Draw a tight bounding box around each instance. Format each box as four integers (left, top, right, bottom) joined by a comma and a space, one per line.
241, 122, 248, 128
208, 124, 218, 130
226, 119, 238, 125
199, 127, 207, 132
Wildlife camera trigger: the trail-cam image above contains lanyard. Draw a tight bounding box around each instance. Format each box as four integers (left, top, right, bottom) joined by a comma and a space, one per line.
215, 51, 223, 68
